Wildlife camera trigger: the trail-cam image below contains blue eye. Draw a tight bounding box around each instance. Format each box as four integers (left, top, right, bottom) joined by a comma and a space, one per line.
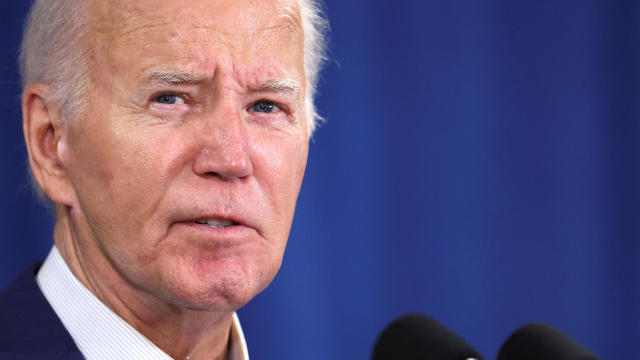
154, 94, 184, 105
251, 101, 277, 113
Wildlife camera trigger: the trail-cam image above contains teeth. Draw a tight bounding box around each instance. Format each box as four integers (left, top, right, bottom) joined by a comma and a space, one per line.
195, 218, 236, 228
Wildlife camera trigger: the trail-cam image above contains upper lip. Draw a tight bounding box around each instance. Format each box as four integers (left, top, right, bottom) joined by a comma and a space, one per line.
179, 212, 253, 230
194, 217, 238, 225
190, 214, 240, 224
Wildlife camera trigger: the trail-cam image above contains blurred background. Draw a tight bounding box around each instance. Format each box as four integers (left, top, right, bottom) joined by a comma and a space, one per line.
1, 1, 638, 359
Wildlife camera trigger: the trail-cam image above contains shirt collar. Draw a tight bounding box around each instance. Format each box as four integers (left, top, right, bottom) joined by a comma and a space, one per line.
36, 246, 249, 360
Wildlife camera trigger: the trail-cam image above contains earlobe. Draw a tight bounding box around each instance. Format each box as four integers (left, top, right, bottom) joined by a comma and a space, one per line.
22, 84, 75, 206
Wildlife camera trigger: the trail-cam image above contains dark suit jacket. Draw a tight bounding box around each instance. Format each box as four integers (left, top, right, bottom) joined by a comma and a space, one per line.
0, 264, 84, 359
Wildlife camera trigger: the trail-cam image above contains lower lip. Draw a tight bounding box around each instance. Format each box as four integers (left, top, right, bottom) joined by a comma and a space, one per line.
178, 222, 256, 238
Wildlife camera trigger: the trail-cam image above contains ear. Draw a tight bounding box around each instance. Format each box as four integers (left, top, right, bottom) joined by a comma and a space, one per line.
22, 84, 76, 206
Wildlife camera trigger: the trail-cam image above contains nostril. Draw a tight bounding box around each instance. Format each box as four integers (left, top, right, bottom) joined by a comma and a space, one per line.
192, 113, 253, 179
193, 148, 253, 179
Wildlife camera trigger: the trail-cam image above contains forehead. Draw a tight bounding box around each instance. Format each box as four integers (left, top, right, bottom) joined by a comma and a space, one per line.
87, 0, 304, 81
90, 0, 301, 38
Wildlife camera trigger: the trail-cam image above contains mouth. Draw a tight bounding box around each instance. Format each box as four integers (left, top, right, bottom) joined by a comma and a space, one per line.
194, 218, 240, 229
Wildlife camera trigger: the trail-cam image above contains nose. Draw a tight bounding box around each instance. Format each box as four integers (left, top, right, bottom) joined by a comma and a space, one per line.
192, 105, 253, 180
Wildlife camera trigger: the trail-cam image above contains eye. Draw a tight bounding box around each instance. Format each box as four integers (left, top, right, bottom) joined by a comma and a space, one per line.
154, 94, 185, 105
250, 100, 278, 114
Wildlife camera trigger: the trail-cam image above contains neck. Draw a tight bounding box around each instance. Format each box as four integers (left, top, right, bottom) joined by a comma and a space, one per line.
53, 206, 234, 360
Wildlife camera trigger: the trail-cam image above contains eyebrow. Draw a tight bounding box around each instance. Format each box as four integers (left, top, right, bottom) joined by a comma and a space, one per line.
255, 79, 300, 94
138, 68, 300, 98
140, 69, 209, 85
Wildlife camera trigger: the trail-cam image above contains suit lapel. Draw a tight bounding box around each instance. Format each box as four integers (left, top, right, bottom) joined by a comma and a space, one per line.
0, 263, 84, 359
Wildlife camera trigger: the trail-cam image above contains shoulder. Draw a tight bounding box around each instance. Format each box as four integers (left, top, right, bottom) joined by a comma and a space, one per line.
0, 263, 41, 306
0, 263, 82, 359
0, 263, 44, 325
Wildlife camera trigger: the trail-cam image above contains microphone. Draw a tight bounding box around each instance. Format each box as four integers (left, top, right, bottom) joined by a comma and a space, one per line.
372, 313, 483, 360
497, 322, 601, 360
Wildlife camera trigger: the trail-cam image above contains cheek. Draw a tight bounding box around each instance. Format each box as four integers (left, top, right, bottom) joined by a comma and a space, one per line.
251, 133, 308, 222
101, 131, 197, 232
63, 127, 118, 208
64, 120, 186, 234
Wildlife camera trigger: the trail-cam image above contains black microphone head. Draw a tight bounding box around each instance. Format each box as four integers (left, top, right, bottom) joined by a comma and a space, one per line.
372, 313, 483, 360
497, 322, 601, 360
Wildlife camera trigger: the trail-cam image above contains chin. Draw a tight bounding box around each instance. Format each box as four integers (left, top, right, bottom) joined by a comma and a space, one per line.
163, 255, 280, 311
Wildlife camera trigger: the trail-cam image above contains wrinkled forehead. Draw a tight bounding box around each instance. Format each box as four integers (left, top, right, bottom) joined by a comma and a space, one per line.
83, 0, 306, 94
87, 0, 303, 53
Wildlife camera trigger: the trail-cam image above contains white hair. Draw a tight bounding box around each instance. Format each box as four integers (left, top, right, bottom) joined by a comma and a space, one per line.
19, 0, 328, 133
298, 0, 330, 133
19, 0, 90, 121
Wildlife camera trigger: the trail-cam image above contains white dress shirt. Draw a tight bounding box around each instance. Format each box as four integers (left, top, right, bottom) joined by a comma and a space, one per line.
36, 246, 249, 360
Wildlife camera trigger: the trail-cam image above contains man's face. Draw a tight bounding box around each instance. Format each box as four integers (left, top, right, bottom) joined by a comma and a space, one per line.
58, 0, 308, 310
